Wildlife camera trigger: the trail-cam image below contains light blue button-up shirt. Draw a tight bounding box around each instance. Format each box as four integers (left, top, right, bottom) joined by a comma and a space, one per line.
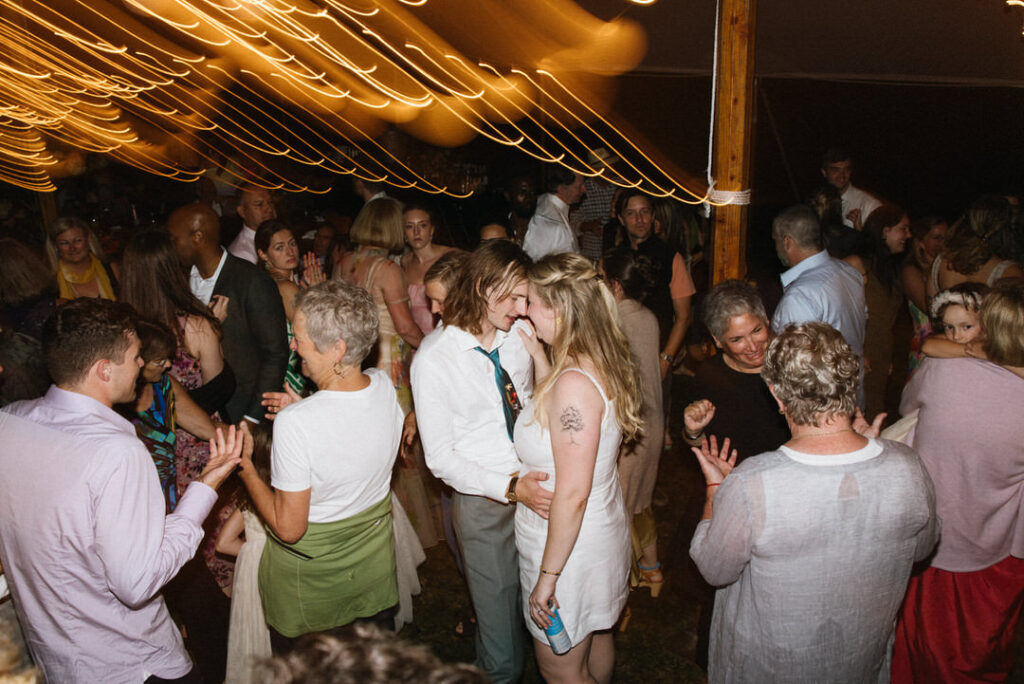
771, 249, 867, 356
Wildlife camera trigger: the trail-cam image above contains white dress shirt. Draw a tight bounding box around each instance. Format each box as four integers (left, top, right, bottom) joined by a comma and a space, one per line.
228, 225, 258, 264
189, 247, 228, 305
0, 387, 217, 683
841, 184, 882, 228
411, 320, 534, 502
772, 249, 867, 356
522, 193, 579, 261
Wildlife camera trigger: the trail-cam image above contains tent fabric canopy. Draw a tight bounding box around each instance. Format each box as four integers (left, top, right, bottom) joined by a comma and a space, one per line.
586, 0, 1024, 86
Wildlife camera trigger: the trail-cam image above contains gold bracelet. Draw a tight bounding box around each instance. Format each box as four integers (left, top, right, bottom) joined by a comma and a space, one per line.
540, 568, 561, 576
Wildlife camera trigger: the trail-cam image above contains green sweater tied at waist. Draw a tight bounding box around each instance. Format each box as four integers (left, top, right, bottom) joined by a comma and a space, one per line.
258, 493, 397, 637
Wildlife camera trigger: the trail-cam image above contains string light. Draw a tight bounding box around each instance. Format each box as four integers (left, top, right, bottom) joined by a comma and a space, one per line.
0, 0, 708, 202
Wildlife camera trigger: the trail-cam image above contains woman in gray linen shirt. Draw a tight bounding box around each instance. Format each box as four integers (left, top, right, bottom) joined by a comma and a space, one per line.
689, 322, 939, 683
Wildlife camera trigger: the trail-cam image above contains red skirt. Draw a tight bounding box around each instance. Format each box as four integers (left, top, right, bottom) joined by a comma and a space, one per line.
891, 556, 1024, 683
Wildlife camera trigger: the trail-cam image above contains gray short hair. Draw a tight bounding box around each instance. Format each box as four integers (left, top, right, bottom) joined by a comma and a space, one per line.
703, 279, 768, 340
761, 322, 859, 426
294, 280, 379, 366
772, 205, 822, 251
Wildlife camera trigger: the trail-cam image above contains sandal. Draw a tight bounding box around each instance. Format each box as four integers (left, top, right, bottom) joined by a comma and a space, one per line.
637, 562, 664, 598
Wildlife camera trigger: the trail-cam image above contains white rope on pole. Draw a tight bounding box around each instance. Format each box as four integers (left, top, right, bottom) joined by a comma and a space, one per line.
703, 0, 721, 218
708, 188, 752, 205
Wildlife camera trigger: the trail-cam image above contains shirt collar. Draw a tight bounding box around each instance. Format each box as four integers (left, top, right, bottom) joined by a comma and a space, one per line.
536, 192, 569, 219
548, 193, 569, 214
447, 323, 511, 353
44, 386, 138, 437
780, 438, 882, 466
191, 248, 228, 284
780, 249, 828, 288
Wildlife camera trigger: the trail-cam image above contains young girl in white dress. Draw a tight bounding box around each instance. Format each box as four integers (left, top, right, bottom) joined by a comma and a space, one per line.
514, 253, 643, 683
216, 423, 273, 684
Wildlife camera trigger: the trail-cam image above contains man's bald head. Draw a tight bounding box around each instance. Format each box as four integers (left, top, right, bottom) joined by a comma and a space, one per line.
167, 202, 220, 266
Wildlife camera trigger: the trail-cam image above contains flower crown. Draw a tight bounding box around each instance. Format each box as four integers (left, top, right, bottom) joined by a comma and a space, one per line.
930, 288, 984, 319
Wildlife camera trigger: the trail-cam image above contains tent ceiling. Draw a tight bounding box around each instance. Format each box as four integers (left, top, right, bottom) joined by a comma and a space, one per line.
583, 0, 1024, 86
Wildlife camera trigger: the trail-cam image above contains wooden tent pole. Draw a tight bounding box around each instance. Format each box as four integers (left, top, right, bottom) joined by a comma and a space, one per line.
710, 0, 757, 284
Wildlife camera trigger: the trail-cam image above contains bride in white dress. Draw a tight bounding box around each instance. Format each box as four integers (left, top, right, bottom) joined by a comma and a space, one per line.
514, 253, 643, 684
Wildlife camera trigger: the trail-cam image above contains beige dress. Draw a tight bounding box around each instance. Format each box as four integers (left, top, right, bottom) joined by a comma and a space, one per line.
615, 298, 664, 513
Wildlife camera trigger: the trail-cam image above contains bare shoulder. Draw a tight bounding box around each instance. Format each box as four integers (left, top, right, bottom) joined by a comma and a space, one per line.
902, 260, 922, 278
278, 279, 300, 297
335, 252, 356, 277
550, 368, 605, 415
184, 313, 215, 338
377, 258, 406, 285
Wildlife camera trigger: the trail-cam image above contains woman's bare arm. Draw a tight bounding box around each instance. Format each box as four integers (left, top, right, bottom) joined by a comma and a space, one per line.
236, 425, 311, 544
902, 262, 928, 313
214, 508, 245, 557
169, 376, 217, 441
378, 261, 423, 348
186, 315, 224, 382
277, 280, 300, 322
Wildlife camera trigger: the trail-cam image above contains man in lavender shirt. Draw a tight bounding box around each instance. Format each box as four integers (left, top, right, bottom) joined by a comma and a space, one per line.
0, 299, 241, 684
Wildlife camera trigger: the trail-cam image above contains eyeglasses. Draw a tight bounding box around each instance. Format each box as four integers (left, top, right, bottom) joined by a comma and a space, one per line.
145, 358, 170, 368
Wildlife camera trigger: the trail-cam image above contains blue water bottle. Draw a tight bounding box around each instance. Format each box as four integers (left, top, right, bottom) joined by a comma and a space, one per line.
545, 600, 572, 655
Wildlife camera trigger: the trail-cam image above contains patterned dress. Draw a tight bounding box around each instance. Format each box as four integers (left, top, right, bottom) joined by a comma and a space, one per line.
906, 300, 932, 379
284, 320, 306, 394
133, 375, 179, 513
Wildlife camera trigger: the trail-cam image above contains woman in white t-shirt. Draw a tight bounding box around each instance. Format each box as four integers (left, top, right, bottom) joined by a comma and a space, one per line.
237, 279, 403, 652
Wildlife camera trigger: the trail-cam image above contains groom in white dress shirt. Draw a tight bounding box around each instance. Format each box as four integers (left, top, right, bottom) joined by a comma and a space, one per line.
412, 240, 553, 683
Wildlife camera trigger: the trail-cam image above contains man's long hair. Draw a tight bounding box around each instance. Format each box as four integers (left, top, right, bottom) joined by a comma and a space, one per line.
443, 240, 531, 335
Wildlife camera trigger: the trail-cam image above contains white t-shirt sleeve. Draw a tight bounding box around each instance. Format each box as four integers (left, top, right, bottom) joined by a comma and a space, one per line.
271, 408, 313, 492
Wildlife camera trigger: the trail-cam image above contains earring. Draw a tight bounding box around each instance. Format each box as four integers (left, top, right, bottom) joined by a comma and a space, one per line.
264, 260, 271, 271
332, 360, 348, 378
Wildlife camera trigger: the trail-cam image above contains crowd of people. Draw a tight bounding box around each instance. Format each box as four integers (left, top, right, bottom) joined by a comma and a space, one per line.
0, 148, 1023, 684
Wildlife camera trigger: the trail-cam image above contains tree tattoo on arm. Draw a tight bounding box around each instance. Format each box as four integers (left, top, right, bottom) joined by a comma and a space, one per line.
560, 405, 584, 445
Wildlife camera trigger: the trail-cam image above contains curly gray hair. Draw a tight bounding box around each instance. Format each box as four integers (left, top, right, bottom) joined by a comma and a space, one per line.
293, 280, 379, 366
760, 322, 860, 426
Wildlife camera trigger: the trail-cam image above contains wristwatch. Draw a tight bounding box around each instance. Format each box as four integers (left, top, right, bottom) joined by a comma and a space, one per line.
505, 475, 519, 504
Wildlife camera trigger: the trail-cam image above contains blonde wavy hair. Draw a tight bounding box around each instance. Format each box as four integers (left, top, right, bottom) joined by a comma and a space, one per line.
528, 253, 642, 440
760, 322, 860, 427
982, 279, 1024, 367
